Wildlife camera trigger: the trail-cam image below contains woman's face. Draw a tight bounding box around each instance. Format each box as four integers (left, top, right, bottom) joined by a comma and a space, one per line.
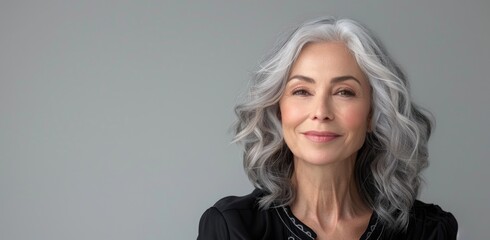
279, 42, 371, 166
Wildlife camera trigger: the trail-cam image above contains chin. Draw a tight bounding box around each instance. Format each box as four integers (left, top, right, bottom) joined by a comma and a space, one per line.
293, 149, 359, 167
296, 154, 343, 166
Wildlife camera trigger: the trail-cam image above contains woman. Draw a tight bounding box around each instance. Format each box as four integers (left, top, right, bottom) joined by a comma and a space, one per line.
198, 17, 457, 239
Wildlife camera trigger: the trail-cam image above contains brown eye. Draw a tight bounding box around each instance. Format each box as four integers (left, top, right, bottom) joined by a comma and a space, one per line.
336, 89, 355, 97
292, 89, 311, 96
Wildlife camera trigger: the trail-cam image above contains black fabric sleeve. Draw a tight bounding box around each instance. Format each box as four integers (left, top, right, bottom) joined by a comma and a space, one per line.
434, 211, 458, 240
400, 201, 459, 240
197, 207, 229, 240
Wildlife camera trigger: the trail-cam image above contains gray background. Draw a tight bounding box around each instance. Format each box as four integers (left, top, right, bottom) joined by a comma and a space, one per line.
1, 0, 489, 239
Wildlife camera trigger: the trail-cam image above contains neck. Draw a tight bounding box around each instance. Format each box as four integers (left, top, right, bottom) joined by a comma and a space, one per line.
290, 155, 370, 223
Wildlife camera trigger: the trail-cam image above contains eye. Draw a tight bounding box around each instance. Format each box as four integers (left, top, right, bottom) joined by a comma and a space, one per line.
336, 89, 356, 97
292, 89, 311, 96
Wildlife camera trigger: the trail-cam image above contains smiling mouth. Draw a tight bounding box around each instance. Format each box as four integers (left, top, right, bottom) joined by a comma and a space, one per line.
303, 131, 341, 143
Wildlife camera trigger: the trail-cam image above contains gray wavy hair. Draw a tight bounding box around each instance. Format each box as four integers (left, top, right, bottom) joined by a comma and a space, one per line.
233, 16, 433, 232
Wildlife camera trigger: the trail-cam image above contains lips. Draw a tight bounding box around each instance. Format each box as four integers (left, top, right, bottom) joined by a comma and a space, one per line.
303, 131, 341, 143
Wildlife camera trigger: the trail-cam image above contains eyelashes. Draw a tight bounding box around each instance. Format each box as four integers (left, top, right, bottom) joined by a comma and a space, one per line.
336, 89, 356, 97
292, 89, 311, 96
291, 88, 356, 97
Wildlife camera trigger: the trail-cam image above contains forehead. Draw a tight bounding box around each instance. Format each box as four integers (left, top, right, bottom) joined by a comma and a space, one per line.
289, 41, 367, 82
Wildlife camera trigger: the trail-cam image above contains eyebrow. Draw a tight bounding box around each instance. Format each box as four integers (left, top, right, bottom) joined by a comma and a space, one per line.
288, 75, 361, 85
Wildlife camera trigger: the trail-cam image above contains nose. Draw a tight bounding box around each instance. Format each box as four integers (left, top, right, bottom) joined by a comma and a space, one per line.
311, 94, 334, 121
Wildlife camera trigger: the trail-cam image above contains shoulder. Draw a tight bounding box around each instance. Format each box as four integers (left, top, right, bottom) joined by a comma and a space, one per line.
403, 200, 458, 239
411, 200, 458, 228
212, 188, 263, 213
197, 189, 267, 240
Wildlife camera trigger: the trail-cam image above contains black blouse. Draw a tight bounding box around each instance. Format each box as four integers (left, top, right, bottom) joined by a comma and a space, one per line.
197, 189, 457, 240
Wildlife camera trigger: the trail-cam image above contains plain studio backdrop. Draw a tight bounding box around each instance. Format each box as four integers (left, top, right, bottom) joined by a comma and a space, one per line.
1, 1, 489, 239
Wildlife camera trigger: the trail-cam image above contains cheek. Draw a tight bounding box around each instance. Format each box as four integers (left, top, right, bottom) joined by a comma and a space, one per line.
279, 101, 304, 127
340, 105, 370, 130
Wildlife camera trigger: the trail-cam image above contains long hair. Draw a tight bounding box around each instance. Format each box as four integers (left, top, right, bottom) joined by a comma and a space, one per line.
233, 16, 433, 232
